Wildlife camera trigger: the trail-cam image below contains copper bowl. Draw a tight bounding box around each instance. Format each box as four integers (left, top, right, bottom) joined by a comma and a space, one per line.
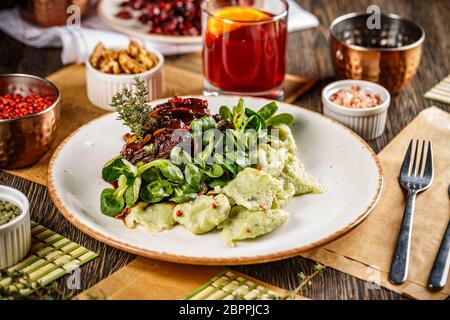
0, 74, 61, 169
18, 0, 90, 27
329, 12, 425, 94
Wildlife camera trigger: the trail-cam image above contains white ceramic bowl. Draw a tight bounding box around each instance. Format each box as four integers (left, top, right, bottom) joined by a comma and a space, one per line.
322, 80, 391, 140
86, 48, 164, 111
0, 186, 31, 270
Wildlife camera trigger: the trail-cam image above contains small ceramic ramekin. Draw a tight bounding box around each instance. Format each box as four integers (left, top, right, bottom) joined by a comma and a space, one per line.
322, 80, 391, 140
86, 48, 164, 111
0, 186, 31, 270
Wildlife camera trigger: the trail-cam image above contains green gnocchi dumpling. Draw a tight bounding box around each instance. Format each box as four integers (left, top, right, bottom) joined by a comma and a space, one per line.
173, 194, 230, 234
220, 207, 289, 246
282, 153, 324, 195
223, 168, 283, 211
256, 144, 287, 178
271, 123, 297, 154
125, 202, 176, 232
272, 176, 296, 209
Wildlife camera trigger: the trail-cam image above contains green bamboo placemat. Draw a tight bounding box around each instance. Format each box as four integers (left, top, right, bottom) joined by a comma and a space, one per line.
185, 270, 293, 300
0, 221, 98, 296
424, 74, 450, 104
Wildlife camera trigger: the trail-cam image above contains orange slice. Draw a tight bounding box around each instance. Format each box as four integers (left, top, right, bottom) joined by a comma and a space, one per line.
207, 7, 272, 36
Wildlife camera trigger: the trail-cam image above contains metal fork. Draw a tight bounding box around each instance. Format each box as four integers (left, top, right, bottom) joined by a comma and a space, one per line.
389, 140, 434, 285
427, 185, 450, 290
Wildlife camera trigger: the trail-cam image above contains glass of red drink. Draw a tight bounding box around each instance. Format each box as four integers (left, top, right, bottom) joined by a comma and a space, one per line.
202, 0, 288, 99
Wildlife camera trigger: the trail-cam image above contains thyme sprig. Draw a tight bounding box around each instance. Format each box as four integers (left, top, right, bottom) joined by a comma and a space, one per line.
110, 76, 152, 141
280, 262, 326, 299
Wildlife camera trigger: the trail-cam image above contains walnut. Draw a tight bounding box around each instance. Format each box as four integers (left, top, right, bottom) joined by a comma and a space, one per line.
100, 60, 120, 74
90, 42, 107, 68
89, 41, 159, 75
137, 51, 156, 70
119, 53, 142, 74
127, 40, 143, 58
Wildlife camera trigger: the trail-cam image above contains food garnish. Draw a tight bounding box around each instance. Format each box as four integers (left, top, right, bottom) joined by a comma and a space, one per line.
101, 79, 322, 245
207, 7, 272, 36
89, 40, 158, 75
110, 77, 153, 141
329, 85, 382, 109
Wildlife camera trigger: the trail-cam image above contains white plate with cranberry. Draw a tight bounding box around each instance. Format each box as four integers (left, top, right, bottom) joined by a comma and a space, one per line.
98, 0, 202, 45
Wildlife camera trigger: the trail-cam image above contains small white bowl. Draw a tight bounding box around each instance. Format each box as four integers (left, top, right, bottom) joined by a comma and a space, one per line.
322, 80, 391, 140
86, 48, 164, 111
0, 186, 31, 270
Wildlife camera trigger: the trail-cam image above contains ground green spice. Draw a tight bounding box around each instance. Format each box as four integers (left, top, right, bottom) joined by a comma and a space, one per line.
0, 200, 21, 225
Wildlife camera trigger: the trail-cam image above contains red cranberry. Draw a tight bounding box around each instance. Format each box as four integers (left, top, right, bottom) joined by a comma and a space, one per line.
115, 0, 202, 36
116, 10, 132, 19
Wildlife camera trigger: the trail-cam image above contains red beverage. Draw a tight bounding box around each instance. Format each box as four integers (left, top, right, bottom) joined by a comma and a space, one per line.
202, 6, 287, 96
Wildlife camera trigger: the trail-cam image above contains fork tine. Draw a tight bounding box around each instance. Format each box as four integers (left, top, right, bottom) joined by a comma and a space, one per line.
417, 140, 426, 176
400, 140, 413, 176
410, 140, 419, 176
424, 141, 434, 178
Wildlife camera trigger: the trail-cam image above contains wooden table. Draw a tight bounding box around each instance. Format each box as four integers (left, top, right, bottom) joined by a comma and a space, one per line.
0, 0, 449, 300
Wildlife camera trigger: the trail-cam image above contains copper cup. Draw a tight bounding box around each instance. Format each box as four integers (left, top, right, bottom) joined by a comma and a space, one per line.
329, 12, 425, 94
0, 74, 60, 169
18, 0, 90, 27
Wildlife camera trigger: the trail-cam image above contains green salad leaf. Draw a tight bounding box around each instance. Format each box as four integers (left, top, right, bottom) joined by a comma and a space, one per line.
102, 157, 128, 183
184, 163, 204, 190
257, 101, 278, 120
100, 189, 125, 217
139, 159, 184, 183
100, 174, 128, 216
266, 113, 294, 125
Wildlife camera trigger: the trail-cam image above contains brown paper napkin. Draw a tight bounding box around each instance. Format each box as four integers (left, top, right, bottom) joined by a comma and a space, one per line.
301, 107, 450, 299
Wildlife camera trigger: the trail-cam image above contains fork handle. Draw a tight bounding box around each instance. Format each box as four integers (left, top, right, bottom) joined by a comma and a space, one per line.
389, 190, 417, 285
428, 221, 450, 290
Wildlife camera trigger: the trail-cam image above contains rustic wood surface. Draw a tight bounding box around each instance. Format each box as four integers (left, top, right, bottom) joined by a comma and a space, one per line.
0, 0, 449, 300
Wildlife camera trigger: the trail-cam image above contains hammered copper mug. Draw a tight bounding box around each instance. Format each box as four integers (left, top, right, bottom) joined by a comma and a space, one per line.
18, 0, 90, 27
0, 74, 60, 169
329, 12, 425, 94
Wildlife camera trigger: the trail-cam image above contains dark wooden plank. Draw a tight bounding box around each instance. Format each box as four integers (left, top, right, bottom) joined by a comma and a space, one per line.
0, 0, 449, 299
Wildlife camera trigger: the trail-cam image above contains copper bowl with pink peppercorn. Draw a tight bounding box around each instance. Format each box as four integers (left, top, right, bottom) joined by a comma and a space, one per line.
0, 74, 61, 169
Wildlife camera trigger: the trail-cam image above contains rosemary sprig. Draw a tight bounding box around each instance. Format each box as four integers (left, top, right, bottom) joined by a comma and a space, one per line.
110, 76, 152, 141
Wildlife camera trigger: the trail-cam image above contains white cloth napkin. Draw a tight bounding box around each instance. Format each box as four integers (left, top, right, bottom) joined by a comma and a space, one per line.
0, 0, 318, 65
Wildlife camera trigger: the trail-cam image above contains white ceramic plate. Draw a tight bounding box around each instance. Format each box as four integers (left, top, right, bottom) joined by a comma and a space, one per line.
48, 96, 383, 265
98, 0, 202, 45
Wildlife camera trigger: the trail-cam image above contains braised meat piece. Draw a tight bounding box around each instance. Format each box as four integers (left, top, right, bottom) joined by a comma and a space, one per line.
121, 97, 209, 164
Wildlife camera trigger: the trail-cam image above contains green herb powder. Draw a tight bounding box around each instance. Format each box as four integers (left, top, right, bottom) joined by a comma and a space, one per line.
0, 200, 21, 225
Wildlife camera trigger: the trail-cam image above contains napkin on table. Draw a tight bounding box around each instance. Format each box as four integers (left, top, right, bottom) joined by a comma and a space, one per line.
301, 107, 450, 300
0, 0, 319, 64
